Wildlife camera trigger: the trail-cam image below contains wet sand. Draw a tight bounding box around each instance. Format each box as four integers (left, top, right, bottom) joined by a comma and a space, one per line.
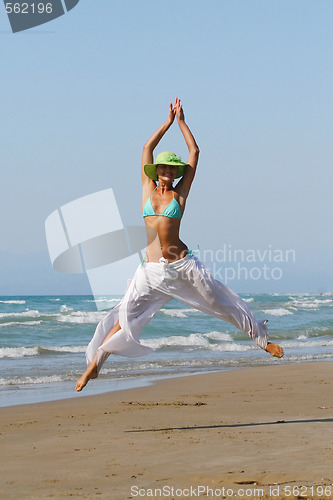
1, 362, 333, 499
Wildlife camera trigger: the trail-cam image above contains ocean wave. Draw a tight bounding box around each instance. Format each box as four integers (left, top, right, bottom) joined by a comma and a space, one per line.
142, 332, 252, 352
212, 343, 253, 352
0, 309, 41, 319
0, 308, 106, 325
284, 353, 333, 362
143, 333, 210, 348
160, 308, 199, 318
57, 310, 106, 324
280, 339, 333, 349
204, 331, 234, 342
47, 345, 87, 354
59, 304, 74, 313
0, 320, 42, 328
0, 345, 87, 359
86, 298, 121, 304
261, 308, 293, 316
0, 300, 26, 304
288, 298, 333, 310
287, 293, 311, 297
100, 357, 249, 376
300, 326, 333, 337
0, 375, 64, 386
243, 298, 254, 303
0, 346, 40, 358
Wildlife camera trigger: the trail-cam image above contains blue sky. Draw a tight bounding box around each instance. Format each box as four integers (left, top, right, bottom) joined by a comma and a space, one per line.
0, 0, 332, 294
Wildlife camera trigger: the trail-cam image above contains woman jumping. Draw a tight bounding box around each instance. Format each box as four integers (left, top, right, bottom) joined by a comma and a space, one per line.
76, 98, 284, 392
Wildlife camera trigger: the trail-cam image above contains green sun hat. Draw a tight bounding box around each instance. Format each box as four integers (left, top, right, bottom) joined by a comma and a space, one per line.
144, 152, 188, 181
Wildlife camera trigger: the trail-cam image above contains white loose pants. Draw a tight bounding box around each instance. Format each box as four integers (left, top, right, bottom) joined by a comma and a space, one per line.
86, 255, 269, 373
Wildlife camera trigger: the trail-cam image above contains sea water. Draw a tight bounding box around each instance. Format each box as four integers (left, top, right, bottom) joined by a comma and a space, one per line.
1, 293, 333, 407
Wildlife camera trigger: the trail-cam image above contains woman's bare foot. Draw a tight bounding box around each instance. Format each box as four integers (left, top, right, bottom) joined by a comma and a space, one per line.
76, 364, 98, 392
266, 342, 284, 358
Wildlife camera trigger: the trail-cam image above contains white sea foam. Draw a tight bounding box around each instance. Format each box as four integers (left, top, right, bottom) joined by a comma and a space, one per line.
0, 346, 39, 358
0, 309, 41, 319
305, 326, 330, 335
213, 343, 252, 352
160, 308, 198, 318
0, 300, 26, 304
57, 310, 106, 324
0, 375, 63, 386
60, 304, 73, 312
89, 298, 121, 304
293, 303, 319, 310
204, 331, 233, 342
289, 298, 333, 310
0, 308, 106, 324
285, 353, 333, 362
261, 308, 293, 316
280, 292, 313, 297
0, 320, 42, 328
160, 309, 187, 318
101, 358, 242, 376
280, 339, 333, 349
50, 345, 87, 354
243, 298, 254, 303
143, 333, 210, 349
142, 332, 251, 352
0, 345, 86, 358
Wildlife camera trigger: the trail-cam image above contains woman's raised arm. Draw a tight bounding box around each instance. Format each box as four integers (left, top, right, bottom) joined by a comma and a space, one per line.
174, 98, 199, 197
141, 102, 176, 184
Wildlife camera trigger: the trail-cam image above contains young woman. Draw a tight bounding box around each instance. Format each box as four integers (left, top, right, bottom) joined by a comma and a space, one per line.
76, 98, 283, 392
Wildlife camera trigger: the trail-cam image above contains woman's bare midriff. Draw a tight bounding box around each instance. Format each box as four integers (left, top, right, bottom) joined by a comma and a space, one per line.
144, 216, 188, 262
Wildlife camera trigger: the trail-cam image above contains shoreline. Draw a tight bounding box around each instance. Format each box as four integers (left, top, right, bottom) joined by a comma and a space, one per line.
1, 361, 333, 499
0, 364, 244, 408
2, 357, 333, 409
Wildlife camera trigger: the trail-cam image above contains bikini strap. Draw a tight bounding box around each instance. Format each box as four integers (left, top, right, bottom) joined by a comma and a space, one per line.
149, 186, 158, 199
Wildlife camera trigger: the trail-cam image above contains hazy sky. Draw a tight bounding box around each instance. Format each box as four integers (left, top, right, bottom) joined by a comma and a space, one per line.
1, 0, 332, 295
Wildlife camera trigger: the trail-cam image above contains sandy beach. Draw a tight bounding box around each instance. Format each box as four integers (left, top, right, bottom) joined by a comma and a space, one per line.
1, 362, 333, 499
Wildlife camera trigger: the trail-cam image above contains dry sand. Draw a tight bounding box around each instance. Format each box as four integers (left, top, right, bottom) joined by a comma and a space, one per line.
1, 362, 333, 499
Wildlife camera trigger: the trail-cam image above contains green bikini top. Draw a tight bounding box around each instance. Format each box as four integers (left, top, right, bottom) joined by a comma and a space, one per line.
142, 187, 182, 219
